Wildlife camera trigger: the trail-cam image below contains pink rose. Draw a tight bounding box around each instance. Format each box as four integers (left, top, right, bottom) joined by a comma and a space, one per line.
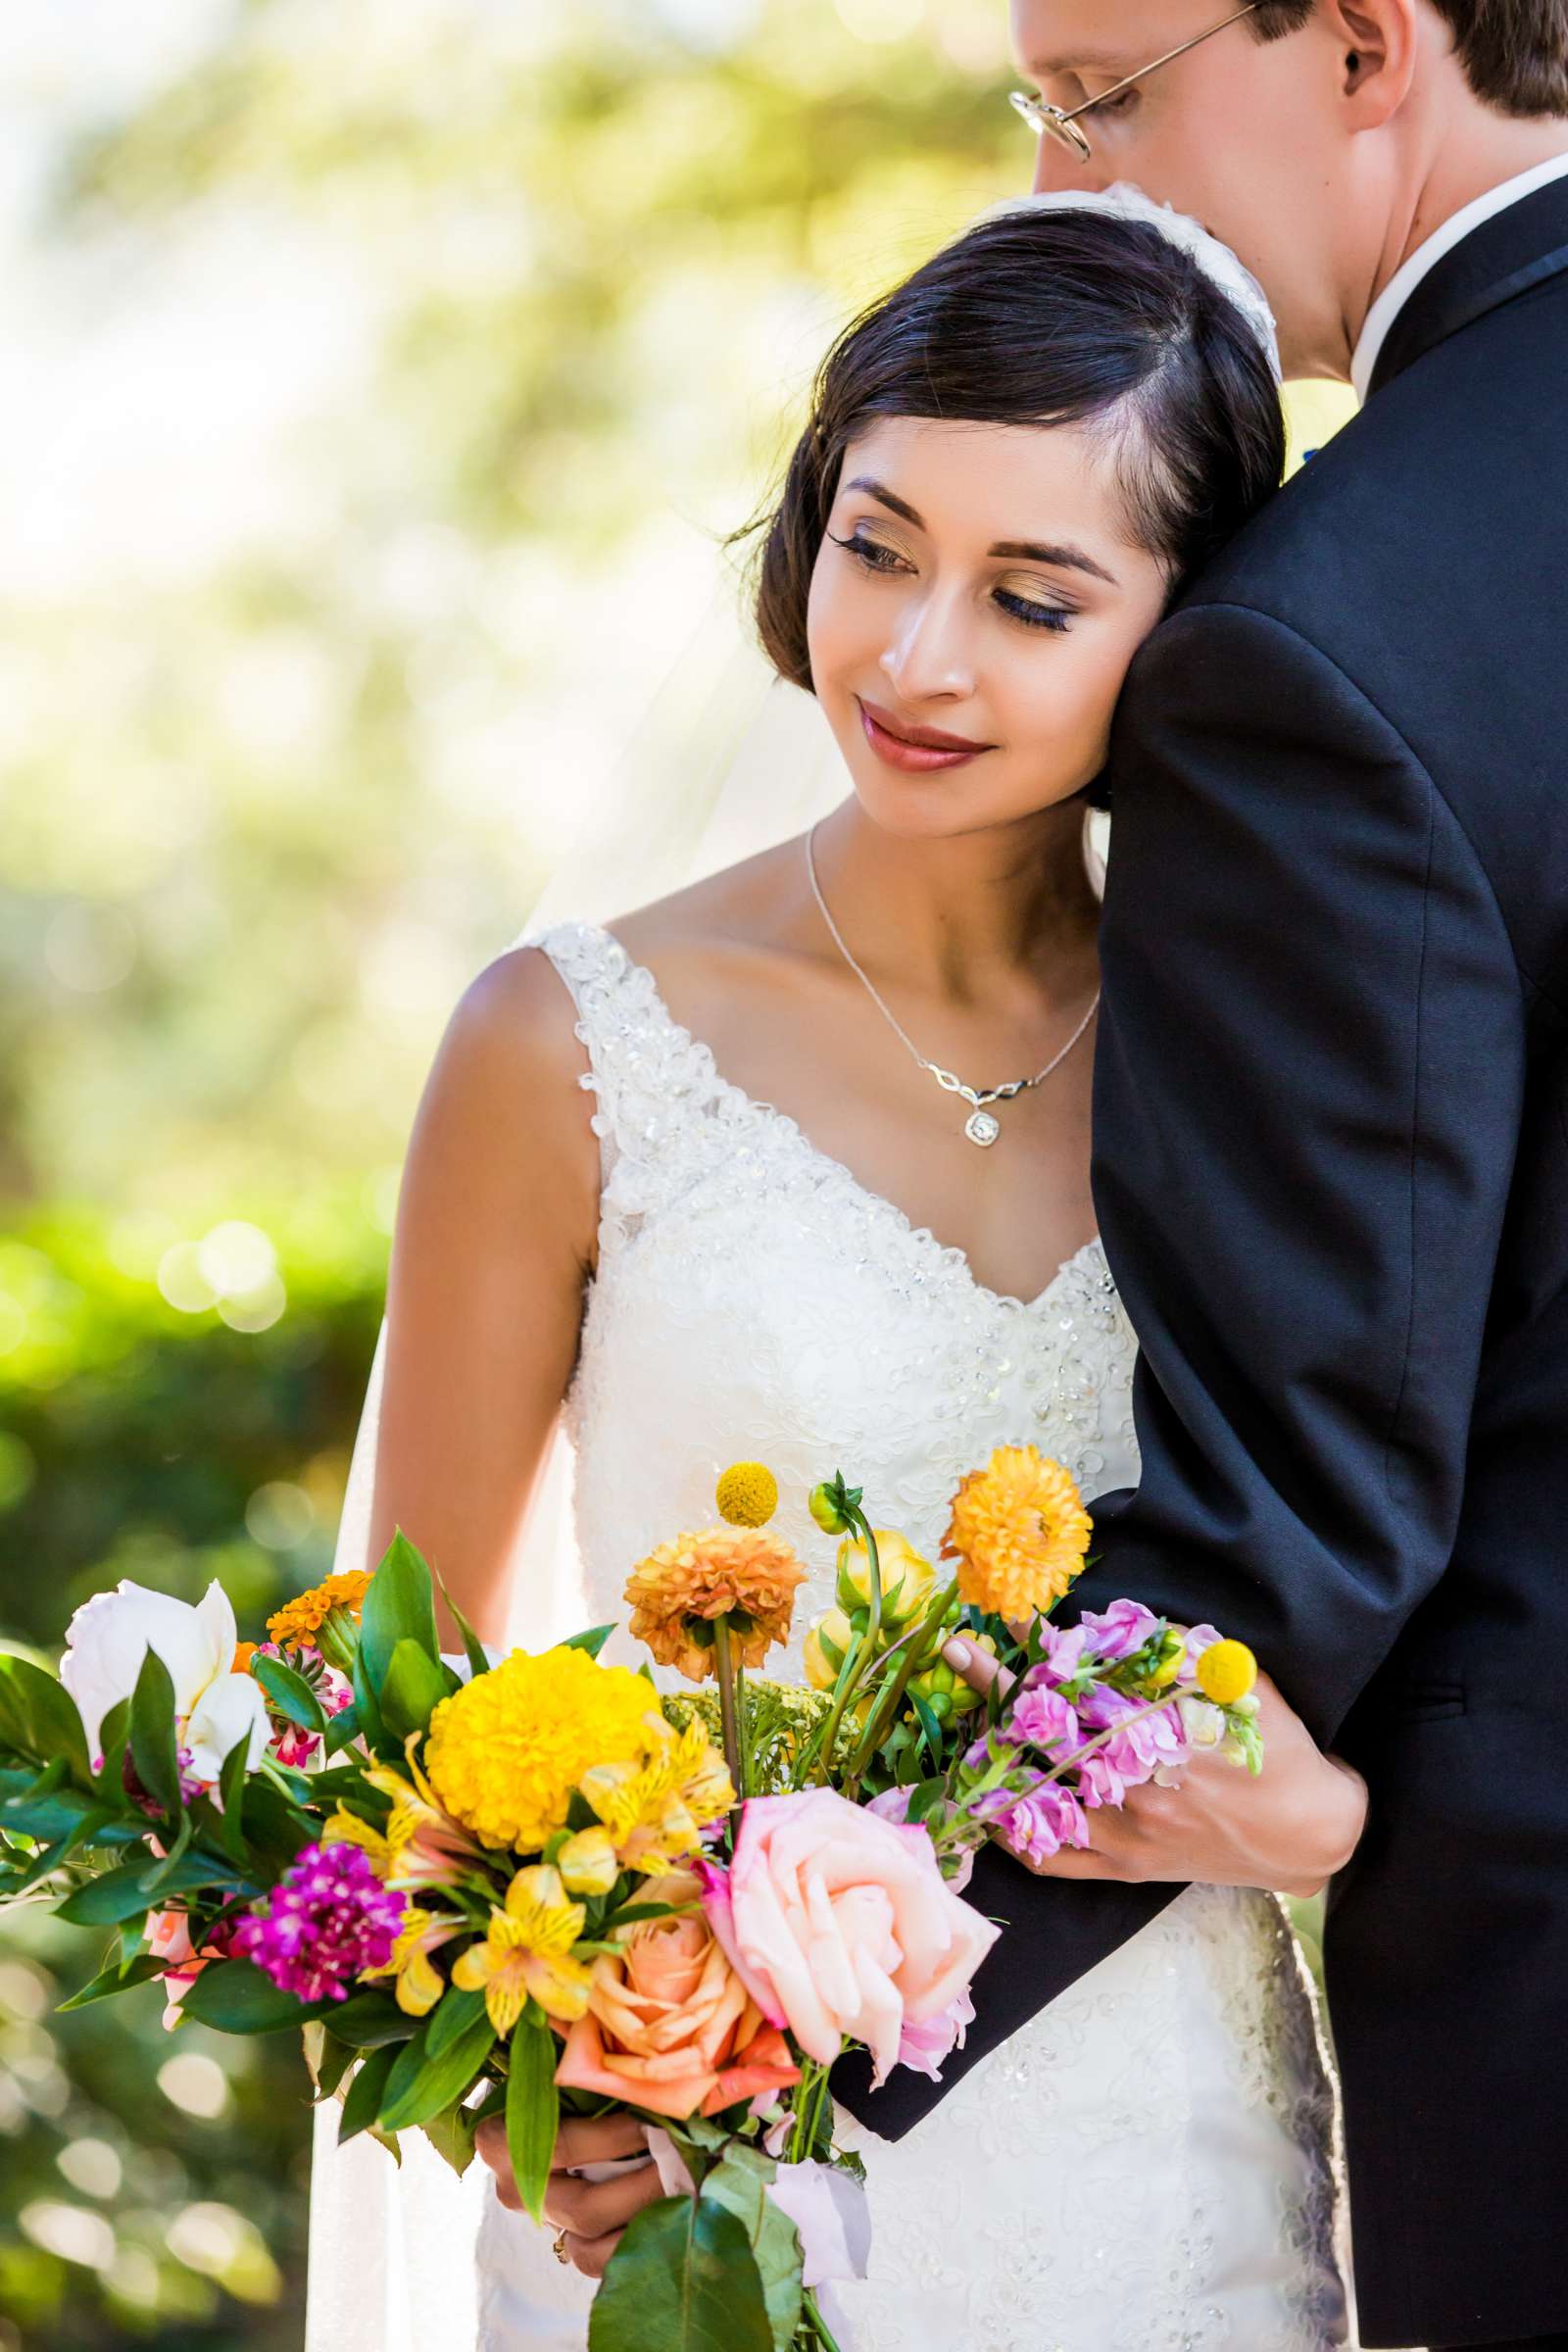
699, 1789, 1000, 2085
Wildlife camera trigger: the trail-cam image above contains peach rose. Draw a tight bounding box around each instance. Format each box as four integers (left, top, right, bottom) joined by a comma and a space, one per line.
699, 1788, 1000, 2085
553, 1868, 800, 2121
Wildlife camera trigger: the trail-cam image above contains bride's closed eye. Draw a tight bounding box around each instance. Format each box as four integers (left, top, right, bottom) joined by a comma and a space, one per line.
824, 528, 1077, 635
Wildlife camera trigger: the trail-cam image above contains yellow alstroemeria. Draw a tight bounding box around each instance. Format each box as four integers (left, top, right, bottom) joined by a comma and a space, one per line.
451, 1865, 591, 2036
368, 1903, 466, 2017
580, 1719, 734, 1876
362, 1735, 487, 1892
557, 1825, 619, 1897
321, 1803, 395, 1879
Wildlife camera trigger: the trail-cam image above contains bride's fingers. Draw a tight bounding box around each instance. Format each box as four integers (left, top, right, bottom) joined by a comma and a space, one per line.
542, 2157, 662, 2242
940, 1636, 1015, 1703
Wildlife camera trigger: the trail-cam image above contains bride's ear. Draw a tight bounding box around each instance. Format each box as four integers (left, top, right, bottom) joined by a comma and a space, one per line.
1320, 0, 1420, 128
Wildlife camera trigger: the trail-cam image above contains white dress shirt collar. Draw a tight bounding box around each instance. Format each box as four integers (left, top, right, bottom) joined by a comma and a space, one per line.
1351, 149, 1568, 402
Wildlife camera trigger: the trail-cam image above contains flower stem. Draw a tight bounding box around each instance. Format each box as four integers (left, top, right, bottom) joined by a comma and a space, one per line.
799, 2289, 844, 2350
843, 1577, 959, 1794
712, 1613, 743, 1797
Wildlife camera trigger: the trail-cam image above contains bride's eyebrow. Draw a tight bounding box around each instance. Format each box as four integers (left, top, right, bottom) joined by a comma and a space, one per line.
843, 477, 1121, 588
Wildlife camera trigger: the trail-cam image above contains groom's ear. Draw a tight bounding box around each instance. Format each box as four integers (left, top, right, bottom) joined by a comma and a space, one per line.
1319, 0, 1420, 125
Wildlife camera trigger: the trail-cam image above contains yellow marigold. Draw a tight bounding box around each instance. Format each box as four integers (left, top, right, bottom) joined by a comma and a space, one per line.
714, 1460, 779, 1527
266, 1570, 372, 1649
941, 1446, 1093, 1621
624, 1525, 807, 1684
421, 1645, 656, 1851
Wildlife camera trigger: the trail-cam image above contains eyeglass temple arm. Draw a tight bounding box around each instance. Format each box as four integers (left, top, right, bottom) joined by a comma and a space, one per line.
1055, 0, 1261, 123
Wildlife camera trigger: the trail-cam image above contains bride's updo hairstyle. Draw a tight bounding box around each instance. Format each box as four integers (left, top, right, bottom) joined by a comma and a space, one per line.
744, 206, 1285, 694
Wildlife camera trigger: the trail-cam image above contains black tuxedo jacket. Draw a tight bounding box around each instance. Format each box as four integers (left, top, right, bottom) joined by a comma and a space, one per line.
835, 178, 1568, 2350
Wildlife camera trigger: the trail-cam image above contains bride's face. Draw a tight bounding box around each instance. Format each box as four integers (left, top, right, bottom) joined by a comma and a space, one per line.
806, 414, 1169, 840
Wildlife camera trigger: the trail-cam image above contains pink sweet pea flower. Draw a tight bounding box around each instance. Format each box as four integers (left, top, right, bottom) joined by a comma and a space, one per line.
1078, 1598, 1160, 1663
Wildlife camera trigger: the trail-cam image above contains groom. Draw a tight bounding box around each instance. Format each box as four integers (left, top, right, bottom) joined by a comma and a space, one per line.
481, 6, 1568, 2343
847, 5, 1568, 2350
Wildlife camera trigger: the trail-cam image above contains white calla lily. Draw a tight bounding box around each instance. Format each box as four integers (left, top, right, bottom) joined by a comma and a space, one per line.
60, 1577, 263, 1785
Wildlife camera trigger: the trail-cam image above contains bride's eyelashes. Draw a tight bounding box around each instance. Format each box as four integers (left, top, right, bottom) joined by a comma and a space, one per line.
824, 527, 1078, 635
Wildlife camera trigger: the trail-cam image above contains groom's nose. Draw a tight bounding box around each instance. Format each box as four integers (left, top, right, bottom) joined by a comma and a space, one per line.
1029, 134, 1107, 199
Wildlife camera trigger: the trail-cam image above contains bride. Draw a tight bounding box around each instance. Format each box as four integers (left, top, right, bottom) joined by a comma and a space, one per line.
309, 189, 1367, 2349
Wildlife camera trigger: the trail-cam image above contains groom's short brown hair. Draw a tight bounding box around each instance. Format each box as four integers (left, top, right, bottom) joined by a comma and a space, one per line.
1254, 0, 1568, 115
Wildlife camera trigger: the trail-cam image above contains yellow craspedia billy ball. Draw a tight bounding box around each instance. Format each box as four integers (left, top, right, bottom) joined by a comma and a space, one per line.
1196, 1640, 1257, 1707
423, 1645, 656, 1851
714, 1460, 779, 1528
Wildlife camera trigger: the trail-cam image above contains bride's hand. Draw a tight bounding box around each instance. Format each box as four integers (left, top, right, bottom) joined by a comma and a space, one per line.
941, 1638, 1368, 1898
474, 2110, 660, 2280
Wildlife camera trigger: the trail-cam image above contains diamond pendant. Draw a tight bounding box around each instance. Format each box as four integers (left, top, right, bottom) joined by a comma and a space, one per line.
964, 1108, 1001, 1148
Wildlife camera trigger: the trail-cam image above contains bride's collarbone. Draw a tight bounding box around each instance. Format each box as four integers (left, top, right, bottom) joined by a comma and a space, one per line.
601, 925, 1096, 1305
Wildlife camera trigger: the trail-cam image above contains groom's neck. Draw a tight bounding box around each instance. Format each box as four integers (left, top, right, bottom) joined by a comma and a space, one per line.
1355, 115, 1568, 338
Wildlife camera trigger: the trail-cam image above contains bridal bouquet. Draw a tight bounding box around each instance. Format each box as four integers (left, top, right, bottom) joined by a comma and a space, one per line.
0, 1448, 1261, 2352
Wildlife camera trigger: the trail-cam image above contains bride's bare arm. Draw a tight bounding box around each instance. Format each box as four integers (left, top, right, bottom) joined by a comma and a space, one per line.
364, 948, 601, 1648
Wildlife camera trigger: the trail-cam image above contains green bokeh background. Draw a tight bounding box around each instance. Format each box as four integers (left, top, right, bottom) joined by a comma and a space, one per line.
0, 4, 1351, 2343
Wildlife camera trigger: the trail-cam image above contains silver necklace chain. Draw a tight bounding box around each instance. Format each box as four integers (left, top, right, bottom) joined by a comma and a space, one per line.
805, 822, 1100, 1149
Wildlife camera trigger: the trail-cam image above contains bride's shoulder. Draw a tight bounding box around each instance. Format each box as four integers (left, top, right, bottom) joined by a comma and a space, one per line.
601, 836, 815, 1010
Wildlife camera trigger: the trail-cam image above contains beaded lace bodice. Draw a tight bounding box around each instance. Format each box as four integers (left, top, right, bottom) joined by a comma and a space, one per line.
471, 918, 1351, 2352
525, 917, 1142, 1671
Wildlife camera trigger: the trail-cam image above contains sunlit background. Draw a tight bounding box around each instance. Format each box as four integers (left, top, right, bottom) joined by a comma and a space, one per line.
0, 4, 1354, 2345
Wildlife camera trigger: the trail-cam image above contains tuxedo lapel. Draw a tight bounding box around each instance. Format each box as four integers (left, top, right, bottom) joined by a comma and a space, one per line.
1368, 172, 1568, 397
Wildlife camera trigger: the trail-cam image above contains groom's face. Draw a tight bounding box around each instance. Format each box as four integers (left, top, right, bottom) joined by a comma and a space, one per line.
1008, 1, 1349, 377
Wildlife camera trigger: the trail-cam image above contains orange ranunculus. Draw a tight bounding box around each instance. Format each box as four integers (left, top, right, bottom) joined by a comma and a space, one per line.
553, 1867, 799, 2121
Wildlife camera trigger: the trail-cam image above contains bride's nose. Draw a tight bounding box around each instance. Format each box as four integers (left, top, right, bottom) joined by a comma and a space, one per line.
879, 590, 977, 705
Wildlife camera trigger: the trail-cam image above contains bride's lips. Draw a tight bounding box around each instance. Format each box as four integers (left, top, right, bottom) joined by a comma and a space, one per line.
857, 697, 994, 773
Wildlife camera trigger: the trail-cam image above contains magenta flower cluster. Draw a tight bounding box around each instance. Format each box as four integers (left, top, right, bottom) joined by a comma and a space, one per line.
231, 1840, 404, 2004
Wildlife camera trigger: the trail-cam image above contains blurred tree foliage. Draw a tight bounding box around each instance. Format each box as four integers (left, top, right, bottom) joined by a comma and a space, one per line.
0, 1, 1351, 2342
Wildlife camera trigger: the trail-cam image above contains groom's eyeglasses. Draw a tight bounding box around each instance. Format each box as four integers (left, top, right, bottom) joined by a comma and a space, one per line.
1009, 2, 1261, 162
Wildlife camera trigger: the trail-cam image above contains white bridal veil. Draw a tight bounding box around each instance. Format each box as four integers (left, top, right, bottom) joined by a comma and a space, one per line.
303, 181, 1278, 2352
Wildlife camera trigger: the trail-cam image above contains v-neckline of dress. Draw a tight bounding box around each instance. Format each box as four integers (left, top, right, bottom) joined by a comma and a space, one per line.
589, 921, 1106, 1318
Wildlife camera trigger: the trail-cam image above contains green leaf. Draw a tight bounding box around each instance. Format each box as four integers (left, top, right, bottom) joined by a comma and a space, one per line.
360, 1530, 441, 1690
328, 1990, 411, 2047
910, 1691, 943, 1764
178, 1958, 328, 2034
0, 1653, 93, 1787
56, 1848, 223, 1926
378, 2012, 496, 2132
129, 1649, 182, 1818
419, 2103, 478, 2177
351, 1638, 389, 1757
431, 1566, 491, 1683
140, 1807, 194, 1894
92, 1696, 132, 1798
505, 2013, 560, 2227
559, 1624, 615, 1661
57, 1953, 167, 2010
588, 2195, 774, 2352
424, 1985, 486, 2061
213, 1736, 251, 1867
338, 2043, 400, 2145
699, 2145, 802, 2352
251, 1653, 327, 1737
379, 1639, 449, 1742
323, 1700, 361, 1756
307, 2028, 357, 2100
12, 1805, 117, 1893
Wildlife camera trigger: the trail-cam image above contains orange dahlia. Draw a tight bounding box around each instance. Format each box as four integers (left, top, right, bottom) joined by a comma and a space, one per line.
624, 1525, 807, 1684
941, 1445, 1093, 1621
266, 1569, 372, 1649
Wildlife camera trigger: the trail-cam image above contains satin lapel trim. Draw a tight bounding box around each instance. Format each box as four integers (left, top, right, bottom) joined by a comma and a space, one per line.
1369, 235, 1568, 398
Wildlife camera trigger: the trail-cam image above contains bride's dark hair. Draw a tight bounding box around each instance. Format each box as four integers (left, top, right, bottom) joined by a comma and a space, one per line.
739, 206, 1285, 695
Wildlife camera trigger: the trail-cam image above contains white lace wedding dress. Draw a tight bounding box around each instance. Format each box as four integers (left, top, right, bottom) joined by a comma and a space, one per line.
308, 913, 1353, 2352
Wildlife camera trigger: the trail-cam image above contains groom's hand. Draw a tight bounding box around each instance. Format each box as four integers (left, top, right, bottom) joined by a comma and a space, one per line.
941, 1638, 1368, 1899
474, 2110, 661, 2280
